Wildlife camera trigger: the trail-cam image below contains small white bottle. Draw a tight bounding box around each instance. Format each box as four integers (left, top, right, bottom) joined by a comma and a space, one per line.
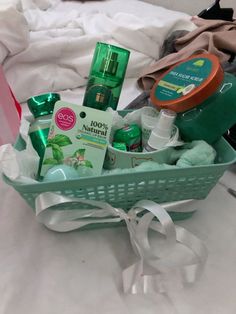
144, 109, 176, 152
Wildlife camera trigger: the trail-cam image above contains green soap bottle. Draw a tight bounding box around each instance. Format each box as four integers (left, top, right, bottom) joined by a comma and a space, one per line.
27, 93, 60, 173
82, 42, 130, 111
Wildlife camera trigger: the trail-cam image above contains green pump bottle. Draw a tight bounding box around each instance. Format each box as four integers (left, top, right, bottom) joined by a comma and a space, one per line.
27, 93, 60, 175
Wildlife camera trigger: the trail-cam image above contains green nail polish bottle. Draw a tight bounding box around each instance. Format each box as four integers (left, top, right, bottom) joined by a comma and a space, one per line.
82, 42, 130, 111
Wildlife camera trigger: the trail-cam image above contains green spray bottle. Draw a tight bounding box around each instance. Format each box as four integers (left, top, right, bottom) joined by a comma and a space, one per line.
82, 42, 130, 111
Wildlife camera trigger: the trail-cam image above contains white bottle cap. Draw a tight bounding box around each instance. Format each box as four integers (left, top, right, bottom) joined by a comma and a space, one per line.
147, 109, 176, 150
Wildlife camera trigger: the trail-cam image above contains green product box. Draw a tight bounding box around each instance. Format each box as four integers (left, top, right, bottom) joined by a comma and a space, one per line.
40, 101, 113, 178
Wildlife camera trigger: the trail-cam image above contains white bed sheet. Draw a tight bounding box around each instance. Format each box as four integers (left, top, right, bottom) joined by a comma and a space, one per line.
1, 1, 236, 313
1, 0, 196, 105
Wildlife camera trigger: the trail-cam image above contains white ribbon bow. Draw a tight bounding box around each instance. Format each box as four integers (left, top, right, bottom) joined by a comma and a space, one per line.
35, 192, 207, 294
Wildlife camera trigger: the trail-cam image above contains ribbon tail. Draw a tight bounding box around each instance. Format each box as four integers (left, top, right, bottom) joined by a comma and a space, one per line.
123, 260, 164, 294
123, 261, 144, 294
44, 217, 122, 232
123, 260, 182, 294
123, 200, 208, 293
34, 192, 208, 294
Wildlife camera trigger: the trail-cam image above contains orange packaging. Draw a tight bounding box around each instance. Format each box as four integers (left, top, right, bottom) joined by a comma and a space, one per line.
150, 53, 224, 113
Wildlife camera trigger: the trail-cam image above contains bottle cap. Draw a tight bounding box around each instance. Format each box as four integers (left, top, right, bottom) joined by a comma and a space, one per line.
150, 53, 224, 113
148, 109, 176, 150
90, 42, 130, 79
114, 124, 141, 142
100, 51, 118, 75
112, 142, 127, 151
27, 93, 60, 118
114, 123, 142, 152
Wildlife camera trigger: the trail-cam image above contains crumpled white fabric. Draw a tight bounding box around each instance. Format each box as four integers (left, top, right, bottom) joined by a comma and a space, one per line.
0, 0, 51, 11
1, 0, 196, 103
0, 143, 39, 182
0, 7, 29, 64
21, 0, 51, 10
0, 111, 40, 183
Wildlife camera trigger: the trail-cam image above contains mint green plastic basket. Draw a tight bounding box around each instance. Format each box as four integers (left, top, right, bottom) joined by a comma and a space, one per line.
3, 134, 236, 221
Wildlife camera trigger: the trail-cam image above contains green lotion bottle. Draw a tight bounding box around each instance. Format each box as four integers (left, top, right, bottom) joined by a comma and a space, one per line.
83, 42, 130, 111
27, 93, 60, 174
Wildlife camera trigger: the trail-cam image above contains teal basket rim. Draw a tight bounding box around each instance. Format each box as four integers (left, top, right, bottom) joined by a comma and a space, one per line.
4, 136, 236, 189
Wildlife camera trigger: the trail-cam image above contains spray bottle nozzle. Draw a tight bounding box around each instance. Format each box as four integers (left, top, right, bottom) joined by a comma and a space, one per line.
147, 109, 177, 150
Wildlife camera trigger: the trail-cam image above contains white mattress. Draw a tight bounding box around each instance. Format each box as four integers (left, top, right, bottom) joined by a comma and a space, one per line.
0, 1, 236, 313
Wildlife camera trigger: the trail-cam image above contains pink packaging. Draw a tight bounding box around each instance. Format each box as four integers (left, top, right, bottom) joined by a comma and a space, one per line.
0, 66, 21, 145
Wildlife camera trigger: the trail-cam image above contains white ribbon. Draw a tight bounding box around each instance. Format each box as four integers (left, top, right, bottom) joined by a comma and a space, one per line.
35, 192, 207, 294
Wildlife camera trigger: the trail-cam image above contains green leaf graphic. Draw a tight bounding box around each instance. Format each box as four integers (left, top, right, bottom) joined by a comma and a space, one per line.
52, 144, 64, 162
72, 149, 86, 158
72, 161, 80, 170
84, 160, 93, 168
43, 158, 59, 165
48, 134, 72, 147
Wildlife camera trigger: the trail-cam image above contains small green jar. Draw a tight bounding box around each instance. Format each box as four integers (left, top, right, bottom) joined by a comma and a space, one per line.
113, 124, 142, 152
27, 93, 60, 170
150, 53, 236, 144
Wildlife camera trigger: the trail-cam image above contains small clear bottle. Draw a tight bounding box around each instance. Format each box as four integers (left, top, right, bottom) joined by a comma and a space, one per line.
27, 93, 60, 161
82, 42, 130, 111
144, 109, 176, 152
